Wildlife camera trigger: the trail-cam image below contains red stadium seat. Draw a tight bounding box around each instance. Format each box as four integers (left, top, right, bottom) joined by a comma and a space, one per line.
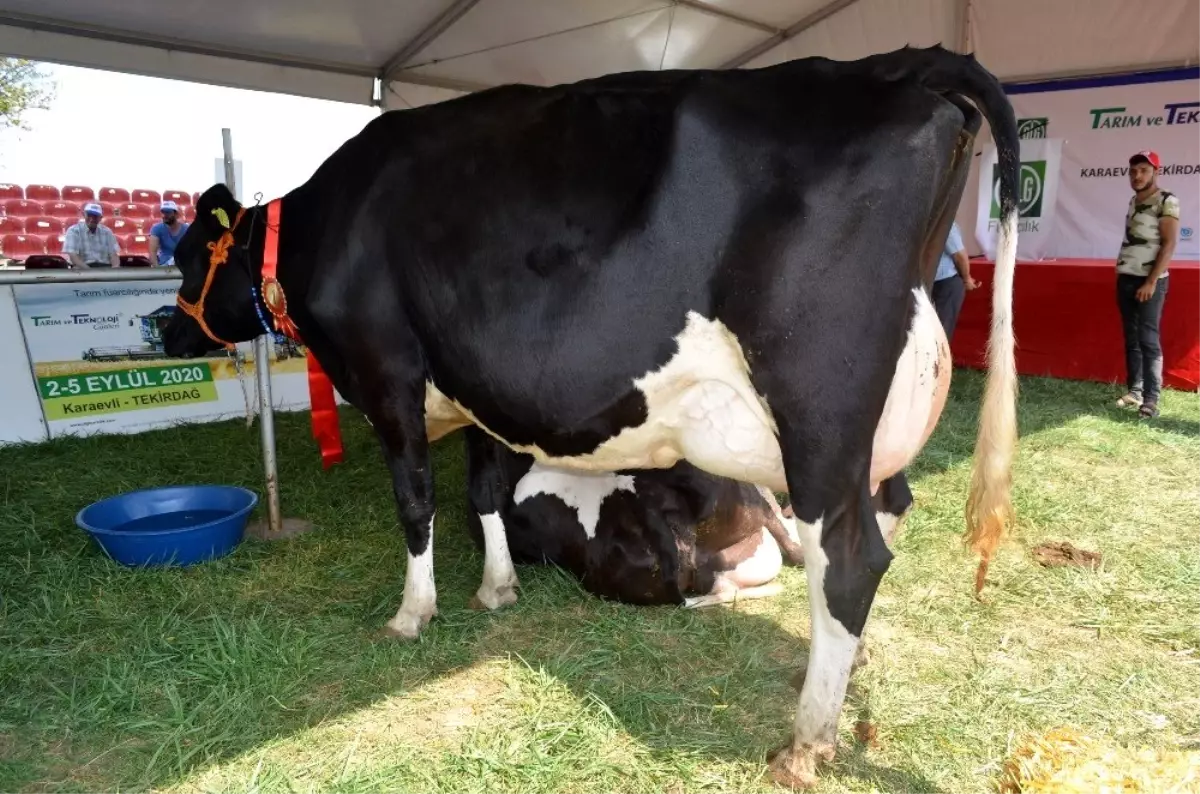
98, 187, 130, 203
25, 184, 60, 201
162, 190, 191, 205
123, 234, 150, 257
107, 217, 138, 235
131, 189, 161, 205
183, 205, 197, 222
3, 199, 42, 217
61, 185, 95, 202
117, 203, 152, 220
0, 183, 24, 200
0, 216, 24, 234
45, 201, 80, 220
24, 216, 64, 234
1, 234, 47, 261
192, 192, 201, 205
26, 234, 70, 268
100, 201, 120, 217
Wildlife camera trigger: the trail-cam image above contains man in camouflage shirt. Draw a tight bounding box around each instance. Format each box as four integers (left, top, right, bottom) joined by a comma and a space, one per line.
1114, 150, 1180, 419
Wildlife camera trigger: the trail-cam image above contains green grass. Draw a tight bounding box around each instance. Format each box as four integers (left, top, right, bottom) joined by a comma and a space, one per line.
1, 370, 1197, 793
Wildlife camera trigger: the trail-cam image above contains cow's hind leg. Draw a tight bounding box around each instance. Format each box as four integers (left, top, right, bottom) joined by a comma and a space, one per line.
464, 427, 520, 610
767, 476, 891, 789
790, 472, 913, 684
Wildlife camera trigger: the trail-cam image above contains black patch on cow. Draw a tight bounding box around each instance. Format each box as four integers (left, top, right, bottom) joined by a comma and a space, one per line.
874, 472, 913, 520
820, 484, 895, 637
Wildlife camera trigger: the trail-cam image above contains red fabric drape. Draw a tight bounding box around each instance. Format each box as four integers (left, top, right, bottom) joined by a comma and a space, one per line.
952, 259, 1199, 391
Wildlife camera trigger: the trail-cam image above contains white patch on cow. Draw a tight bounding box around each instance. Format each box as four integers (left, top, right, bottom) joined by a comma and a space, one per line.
504, 312, 787, 489
876, 510, 900, 546
514, 463, 635, 540
791, 516, 861, 748
685, 526, 785, 608
725, 526, 784, 589
424, 381, 472, 442
386, 517, 438, 639
684, 582, 784, 609
475, 512, 519, 610
414, 313, 786, 490
756, 485, 804, 550
871, 287, 947, 486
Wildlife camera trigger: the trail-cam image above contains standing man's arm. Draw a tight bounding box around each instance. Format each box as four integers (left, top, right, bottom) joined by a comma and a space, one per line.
952, 250, 980, 290
945, 222, 980, 289
1137, 195, 1180, 302
147, 228, 160, 266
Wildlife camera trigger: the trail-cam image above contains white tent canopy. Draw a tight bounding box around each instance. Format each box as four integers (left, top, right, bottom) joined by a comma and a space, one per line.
2, 0, 1196, 113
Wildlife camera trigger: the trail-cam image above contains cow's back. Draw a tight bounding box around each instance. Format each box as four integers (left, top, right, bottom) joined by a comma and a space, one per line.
306, 57, 968, 467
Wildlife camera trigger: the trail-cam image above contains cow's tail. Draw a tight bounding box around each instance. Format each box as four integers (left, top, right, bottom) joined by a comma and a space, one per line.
915, 46, 1021, 594
966, 167, 1018, 595
867, 45, 1020, 593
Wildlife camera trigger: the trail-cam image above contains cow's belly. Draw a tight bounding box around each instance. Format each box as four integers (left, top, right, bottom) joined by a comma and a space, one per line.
869, 288, 951, 487
423, 294, 948, 493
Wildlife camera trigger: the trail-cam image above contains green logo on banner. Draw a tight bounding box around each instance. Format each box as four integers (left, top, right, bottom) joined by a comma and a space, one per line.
1017, 118, 1048, 139
991, 160, 1046, 219
38, 363, 218, 420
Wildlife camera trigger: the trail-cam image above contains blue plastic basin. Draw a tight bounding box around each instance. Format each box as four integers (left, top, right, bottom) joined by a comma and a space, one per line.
75, 484, 259, 567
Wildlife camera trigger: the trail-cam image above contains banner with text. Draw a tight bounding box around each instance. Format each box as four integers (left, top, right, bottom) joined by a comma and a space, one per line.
976, 72, 1199, 260
13, 281, 315, 439
974, 137, 1064, 262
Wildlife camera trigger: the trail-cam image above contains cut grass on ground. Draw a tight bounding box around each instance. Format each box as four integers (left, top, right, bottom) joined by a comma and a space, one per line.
1, 370, 1197, 793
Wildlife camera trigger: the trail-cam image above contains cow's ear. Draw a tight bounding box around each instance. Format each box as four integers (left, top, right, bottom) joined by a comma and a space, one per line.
194, 183, 243, 237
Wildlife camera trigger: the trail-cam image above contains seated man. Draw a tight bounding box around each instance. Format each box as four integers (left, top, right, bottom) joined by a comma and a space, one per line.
464, 429, 805, 608
147, 200, 190, 266
62, 203, 120, 269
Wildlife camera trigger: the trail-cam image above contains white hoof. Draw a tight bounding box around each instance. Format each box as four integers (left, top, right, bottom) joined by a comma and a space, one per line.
383, 605, 437, 639
469, 580, 519, 611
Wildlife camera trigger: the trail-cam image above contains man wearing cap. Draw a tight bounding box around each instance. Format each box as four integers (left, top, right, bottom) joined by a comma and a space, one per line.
62, 203, 120, 269
147, 201, 190, 267
1114, 150, 1180, 419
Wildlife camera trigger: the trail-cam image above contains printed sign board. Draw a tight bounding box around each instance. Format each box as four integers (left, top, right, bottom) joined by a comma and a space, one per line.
12, 280, 315, 438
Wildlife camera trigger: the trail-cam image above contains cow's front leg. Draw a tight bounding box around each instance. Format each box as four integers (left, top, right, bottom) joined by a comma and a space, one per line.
464, 428, 519, 610
769, 478, 891, 789
372, 405, 439, 640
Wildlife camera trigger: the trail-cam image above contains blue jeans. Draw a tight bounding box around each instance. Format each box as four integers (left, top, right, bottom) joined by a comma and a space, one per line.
1116, 273, 1169, 404
931, 274, 965, 344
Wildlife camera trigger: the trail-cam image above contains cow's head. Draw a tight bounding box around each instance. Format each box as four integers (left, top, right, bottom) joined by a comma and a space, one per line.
162, 184, 264, 358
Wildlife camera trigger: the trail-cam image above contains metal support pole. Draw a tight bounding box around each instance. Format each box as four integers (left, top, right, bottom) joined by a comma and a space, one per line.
222, 127, 282, 536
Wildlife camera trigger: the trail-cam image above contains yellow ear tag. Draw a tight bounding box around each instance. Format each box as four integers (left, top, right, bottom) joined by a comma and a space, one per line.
211, 208, 231, 229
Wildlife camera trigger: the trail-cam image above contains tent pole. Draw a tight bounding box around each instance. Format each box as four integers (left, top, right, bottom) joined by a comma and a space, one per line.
222, 127, 282, 537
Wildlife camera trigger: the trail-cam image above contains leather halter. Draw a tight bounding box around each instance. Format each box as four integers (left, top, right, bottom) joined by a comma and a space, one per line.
175, 206, 247, 350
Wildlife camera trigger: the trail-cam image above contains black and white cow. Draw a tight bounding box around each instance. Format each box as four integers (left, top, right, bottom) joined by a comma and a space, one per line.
163, 44, 1019, 788
463, 427, 927, 610
463, 427, 807, 608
